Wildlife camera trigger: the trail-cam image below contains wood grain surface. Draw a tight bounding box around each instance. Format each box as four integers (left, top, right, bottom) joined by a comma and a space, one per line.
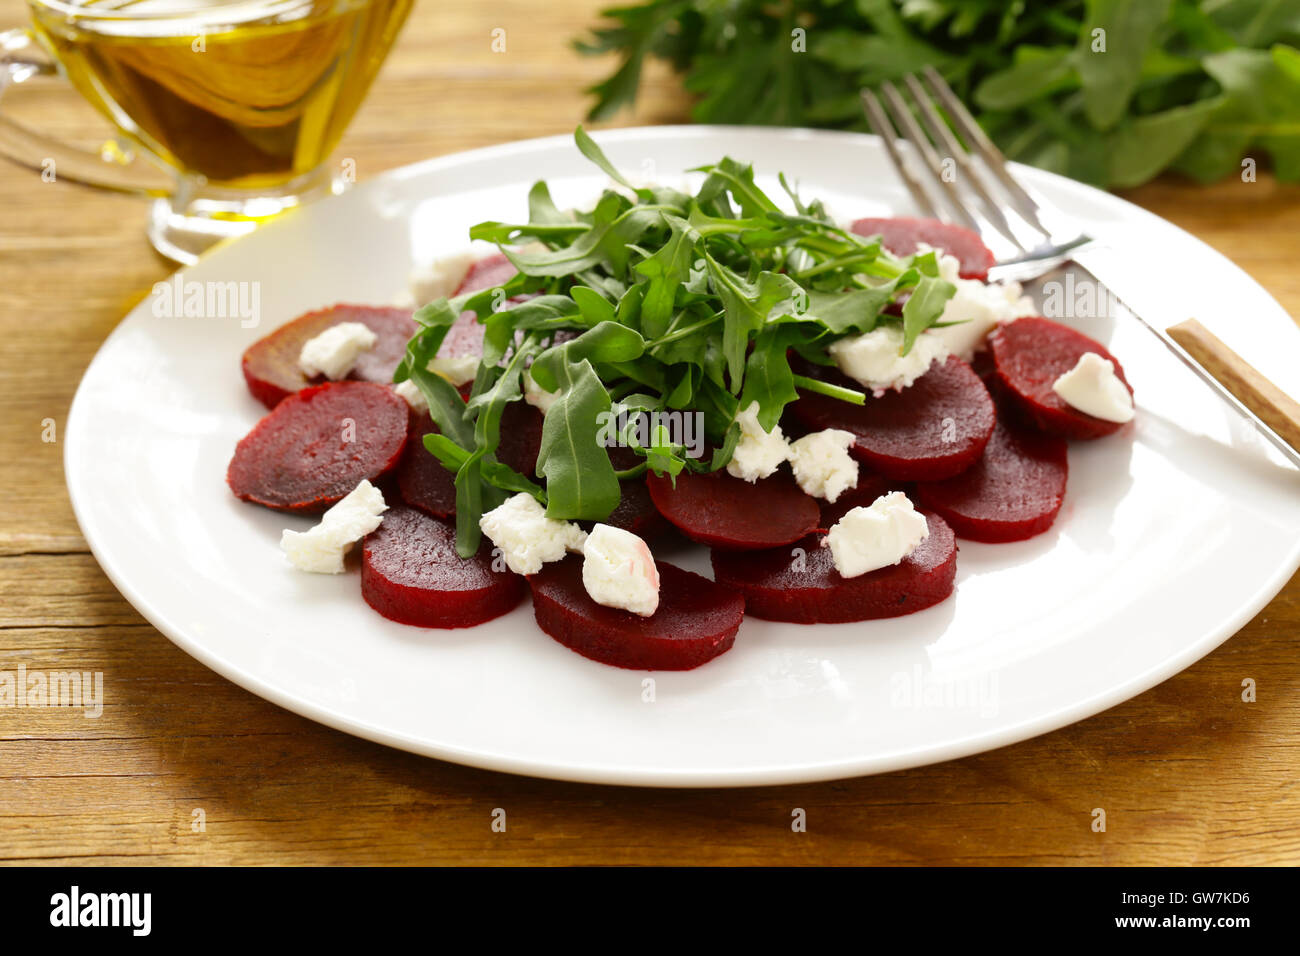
2, 0, 1299, 866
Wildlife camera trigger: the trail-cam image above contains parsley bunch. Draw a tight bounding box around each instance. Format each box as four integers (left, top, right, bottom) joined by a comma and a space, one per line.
394, 128, 956, 556
576, 0, 1300, 188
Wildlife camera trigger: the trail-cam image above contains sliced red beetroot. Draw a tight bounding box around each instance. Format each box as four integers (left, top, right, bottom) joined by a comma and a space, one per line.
596, 446, 668, 540
850, 216, 996, 280
397, 400, 544, 519
241, 305, 416, 409
396, 414, 456, 518
710, 512, 956, 624
818, 463, 898, 528
989, 317, 1133, 440
439, 312, 487, 361
498, 401, 544, 476
790, 357, 995, 481
604, 478, 669, 540
455, 253, 518, 296
969, 347, 999, 389
529, 556, 744, 670
914, 416, 1068, 542
362, 506, 525, 628
228, 382, 409, 513
646, 469, 820, 551
438, 254, 525, 360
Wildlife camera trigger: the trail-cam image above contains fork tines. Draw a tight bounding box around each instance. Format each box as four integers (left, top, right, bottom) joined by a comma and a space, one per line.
861, 66, 1055, 256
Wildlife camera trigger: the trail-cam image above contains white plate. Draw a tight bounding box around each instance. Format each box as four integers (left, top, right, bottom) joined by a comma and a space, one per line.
65, 126, 1300, 787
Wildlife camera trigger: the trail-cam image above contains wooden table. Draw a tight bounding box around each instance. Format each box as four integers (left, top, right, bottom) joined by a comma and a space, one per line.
2, 0, 1298, 866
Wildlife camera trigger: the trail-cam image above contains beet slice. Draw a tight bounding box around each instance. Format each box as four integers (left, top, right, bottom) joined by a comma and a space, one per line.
439, 312, 487, 362
498, 401, 544, 476
850, 216, 996, 280
396, 414, 456, 518
438, 254, 525, 360
597, 446, 668, 540
914, 416, 1068, 542
604, 478, 669, 540
228, 382, 409, 513
455, 253, 518, 296
397, 401, 544, 519
362, 506, 525, 628
646, 469, 820, 551
989, 317, 1133, 440
241, 305, 416, 409
789, 357, 995, 481
710, 512, 956, 624
529, 556, 744, 670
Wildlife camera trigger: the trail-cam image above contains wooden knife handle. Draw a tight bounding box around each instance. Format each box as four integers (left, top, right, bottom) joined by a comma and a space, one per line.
1165, 319, 1300, 454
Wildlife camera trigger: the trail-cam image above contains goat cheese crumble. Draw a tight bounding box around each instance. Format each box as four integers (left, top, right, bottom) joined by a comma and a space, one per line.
726, 401, 791, 482
280, 480, 388, 574
582, 523, 660, 617
427, 355, 479, 387
393, 379, 427, 412
479, 493, 587, 575
409, 251, 476, 306
789, 429, 858, 502
926, 247, 1036, 360
825, 491, 929, 578
298, 322, 377, 380
523, 369, 560, 414
828, 324, 949, 393
1052, 352, 1134, 423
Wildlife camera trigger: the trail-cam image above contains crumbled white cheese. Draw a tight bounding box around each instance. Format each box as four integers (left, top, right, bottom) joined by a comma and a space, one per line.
726, 401, 791, 482
298, 322, 378, 380
409, 250, 477, 306
428, 355, 479, 387
581, 523, 660, 617
828, 324, 949, 393
825, 491, 929, 579
479, 493, 587, 575
789, 429, 859, 502
280, 480, 388, 574
393, 379, 427, 413
523, 369, 560, 414
925, 247, 1036, 359
1052, 351, 1134, 423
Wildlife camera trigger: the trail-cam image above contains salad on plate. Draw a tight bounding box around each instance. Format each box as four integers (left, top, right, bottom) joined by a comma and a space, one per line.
225, 128, 1135, 671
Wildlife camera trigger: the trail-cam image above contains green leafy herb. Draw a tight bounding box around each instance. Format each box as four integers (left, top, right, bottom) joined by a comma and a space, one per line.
399, 129, 953, 556
575, 1, 1300, 188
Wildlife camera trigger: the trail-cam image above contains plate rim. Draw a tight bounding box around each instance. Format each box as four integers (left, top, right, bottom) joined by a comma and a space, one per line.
64, 124, 1300, 788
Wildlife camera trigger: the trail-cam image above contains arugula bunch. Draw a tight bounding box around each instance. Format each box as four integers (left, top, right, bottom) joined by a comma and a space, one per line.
576, 0, 1300, 188
395, 128, 955, 557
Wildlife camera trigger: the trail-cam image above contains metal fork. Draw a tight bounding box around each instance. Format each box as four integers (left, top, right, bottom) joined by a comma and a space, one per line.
861, 66, 1300, 469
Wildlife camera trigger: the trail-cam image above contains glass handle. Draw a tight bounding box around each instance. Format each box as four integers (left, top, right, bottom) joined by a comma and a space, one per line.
0, 27, 173, 196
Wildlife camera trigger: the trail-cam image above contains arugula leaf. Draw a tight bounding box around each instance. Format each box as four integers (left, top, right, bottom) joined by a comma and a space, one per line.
801, 278, 913, 335
574, 0, 1300, 188
634, 215, 700, 339
429, 127, 969, 552
575, 124, 645, 197
536, 358, 622, 521
703, 255, 801, 390
900, 275, 957, 355
1074, 0, 1174, 129
393, 299, 474, 448
530, 321, 647, 392
739, 326, 799, 431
